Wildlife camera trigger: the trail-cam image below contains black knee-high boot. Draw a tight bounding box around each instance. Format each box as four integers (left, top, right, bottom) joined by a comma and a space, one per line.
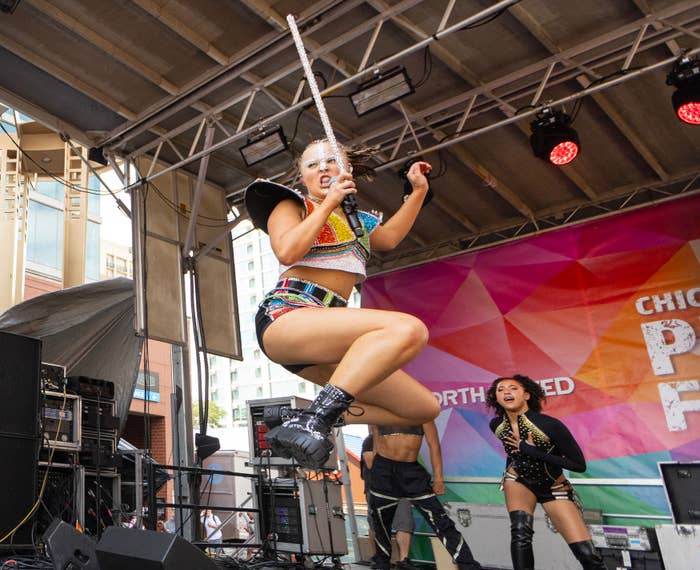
509, 510, 534, 570
569, 540, 605, 570
265, 383, 354, 468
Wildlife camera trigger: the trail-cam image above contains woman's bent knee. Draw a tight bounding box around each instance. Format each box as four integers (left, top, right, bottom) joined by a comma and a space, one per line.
390, 314, 429, 352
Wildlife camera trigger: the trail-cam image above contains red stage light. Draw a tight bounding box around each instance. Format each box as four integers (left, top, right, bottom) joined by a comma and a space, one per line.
549, 141, 579, 165
667, 57, 700, 125
530, 109, 580, 166
677, 101, 700, 125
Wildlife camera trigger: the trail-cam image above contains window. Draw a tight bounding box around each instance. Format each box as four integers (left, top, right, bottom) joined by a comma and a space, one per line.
230, 370, 238, 383
298, 382, 306, 394
35, 179, 64, 201
248, 277, 255, 288
253, 349, 260, 360
87, 175, 101, 217
254, 367, 261, 378
256, 386, 263, 397
106, 254, 115, 269
26, 200, 63, 270
232, 387, 239, 399
134, 371, 160, 402
136, 371, 160, 391
246, 244, 253, 255
249, 295, 257, 307
247, 261, 254, 271
116, 257, 128, 275
85, 221, 100, 281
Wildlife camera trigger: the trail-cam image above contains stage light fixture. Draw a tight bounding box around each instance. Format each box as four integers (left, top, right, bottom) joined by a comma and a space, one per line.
88, 146, 108, 166
350, 66, 414, 116
239, 125, 288, 167
666, 56, 700, 125
195, 433, 220, 461
530, 109, 580, 166
0, 0, 21, 14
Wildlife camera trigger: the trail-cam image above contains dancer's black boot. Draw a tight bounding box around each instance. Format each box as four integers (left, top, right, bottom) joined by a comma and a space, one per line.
509, 510, 534, 570
264, 383, 354, 468
569, 540, 605, 570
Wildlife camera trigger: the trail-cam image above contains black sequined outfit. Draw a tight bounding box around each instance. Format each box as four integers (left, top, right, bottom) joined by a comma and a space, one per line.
490, 410, 586, 502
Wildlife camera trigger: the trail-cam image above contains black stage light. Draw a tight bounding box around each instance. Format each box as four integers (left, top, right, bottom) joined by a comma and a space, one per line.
666, 56, 700, 125
350, 66, 414, 116
195, 433, 220, 461
239, 126, 288, 167
530, 108, 580, 166
0, 0, 21, 14
88, 146, 109, 166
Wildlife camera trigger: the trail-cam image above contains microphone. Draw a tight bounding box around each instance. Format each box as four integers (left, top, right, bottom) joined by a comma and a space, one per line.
330, 176, 364, 237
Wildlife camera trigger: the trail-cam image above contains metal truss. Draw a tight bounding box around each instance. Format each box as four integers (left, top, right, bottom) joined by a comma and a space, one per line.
369, 170, 700, 274
111, 0, 700, 202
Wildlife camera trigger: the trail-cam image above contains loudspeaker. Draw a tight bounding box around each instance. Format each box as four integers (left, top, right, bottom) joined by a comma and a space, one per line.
96, 527, 217, 569
659, 461, 700, 525
43, 518, 99, 570
0, 331, 41, 545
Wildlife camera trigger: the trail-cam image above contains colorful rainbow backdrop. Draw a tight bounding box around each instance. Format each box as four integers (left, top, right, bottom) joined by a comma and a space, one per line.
363, 194, 700, 522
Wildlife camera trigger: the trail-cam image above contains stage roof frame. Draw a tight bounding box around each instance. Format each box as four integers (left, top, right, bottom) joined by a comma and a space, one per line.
1, 0, 699, 273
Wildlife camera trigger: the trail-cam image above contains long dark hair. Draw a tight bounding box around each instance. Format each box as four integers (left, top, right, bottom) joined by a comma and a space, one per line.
485, 374, 546, 417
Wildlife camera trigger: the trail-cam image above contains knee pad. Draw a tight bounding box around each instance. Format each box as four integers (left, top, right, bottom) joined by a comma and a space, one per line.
509, 510, 534, 546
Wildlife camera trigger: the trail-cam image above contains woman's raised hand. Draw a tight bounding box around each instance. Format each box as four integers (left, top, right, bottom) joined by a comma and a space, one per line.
327, 172, 357, 207
406, 161, 432, 194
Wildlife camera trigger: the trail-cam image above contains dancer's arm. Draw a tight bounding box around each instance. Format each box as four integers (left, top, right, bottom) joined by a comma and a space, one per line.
268, 173, 356, 264
518, 416, 586, 473
424, 421, 445, 495
362, 430, 376, 471
371, 161, 431, 250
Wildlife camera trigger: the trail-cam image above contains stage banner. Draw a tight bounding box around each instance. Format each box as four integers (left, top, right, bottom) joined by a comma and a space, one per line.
362, 194, 700, 522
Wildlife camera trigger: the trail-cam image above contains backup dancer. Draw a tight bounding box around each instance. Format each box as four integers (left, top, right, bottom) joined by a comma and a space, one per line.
244, 139, 439, 468
368, 422, 482, 570
487, 375, 605, 570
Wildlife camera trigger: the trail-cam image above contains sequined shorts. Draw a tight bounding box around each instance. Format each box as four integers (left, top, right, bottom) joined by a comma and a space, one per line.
255, 278, 347, 374
502, 471, 575, 504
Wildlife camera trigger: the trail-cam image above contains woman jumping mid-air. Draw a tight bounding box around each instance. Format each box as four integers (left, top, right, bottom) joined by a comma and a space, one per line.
244, 139, 440, 470
487, 374, 605, 570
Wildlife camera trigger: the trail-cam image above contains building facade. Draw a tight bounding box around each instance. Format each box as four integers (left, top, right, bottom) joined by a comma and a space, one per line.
0, 107, 174, 522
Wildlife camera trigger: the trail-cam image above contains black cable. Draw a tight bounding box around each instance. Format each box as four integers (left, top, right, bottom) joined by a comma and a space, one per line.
0, 121, 126, 197
288, 105, 313, 147
146, 179, 233, 225
458, 2, 520, 31
141, 183, 152, 459
413, 46, 433, 89
193, 264, 211, 433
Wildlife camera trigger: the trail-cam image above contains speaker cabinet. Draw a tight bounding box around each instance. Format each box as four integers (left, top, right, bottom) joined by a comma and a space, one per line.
96, 527, 217, 569
0, 331, 41, 545
43, 518, 99, 570
659, 461, 700, 525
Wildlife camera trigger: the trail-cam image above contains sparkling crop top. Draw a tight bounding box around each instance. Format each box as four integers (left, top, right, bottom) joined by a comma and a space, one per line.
278, 196, 383, 282
490, 410, 586, 483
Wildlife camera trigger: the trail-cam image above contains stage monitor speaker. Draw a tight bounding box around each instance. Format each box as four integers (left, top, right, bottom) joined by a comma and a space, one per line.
43, 518, 99, 570
658, 461, 700, 525
96, 526, 217, 569
0, 331, 41, 545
